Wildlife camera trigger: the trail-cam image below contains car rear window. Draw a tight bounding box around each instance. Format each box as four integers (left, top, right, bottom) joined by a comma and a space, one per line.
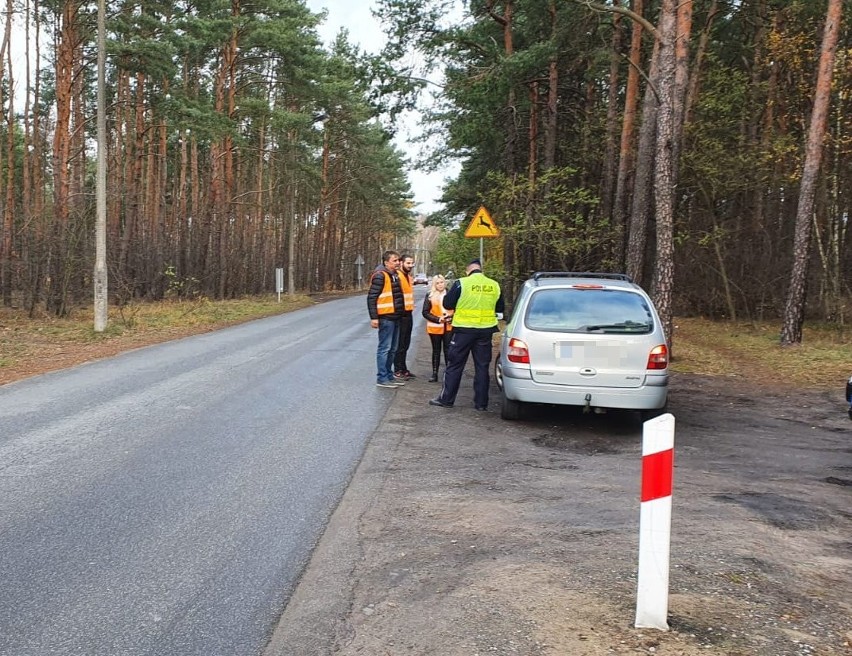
524, 288, 654, 333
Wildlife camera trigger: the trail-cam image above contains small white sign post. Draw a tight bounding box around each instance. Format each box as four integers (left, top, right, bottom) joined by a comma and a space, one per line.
355, 254, 365, 289
275, 267, 284, 303
635, 413, 675, 630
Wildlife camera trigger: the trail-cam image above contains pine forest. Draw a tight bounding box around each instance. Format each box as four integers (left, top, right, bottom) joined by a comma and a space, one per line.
0, 0, 849, 345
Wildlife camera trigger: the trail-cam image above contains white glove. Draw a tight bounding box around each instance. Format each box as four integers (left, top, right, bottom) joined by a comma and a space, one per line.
496, 312, 504, 320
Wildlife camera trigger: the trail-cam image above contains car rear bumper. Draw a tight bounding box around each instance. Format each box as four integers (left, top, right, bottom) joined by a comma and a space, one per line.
501, 365, 668, 410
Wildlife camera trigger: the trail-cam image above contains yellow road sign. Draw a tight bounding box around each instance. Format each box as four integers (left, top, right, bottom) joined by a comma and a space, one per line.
465, 206, 500, 238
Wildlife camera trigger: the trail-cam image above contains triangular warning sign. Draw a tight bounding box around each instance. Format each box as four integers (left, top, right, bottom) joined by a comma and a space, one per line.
465, 206, 500, 238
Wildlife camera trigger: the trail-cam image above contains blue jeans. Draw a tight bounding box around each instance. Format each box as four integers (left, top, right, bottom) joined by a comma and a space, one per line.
376, 318, 400, 383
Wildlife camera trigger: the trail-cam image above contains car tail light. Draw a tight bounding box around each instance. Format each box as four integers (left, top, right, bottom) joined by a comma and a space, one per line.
647, 344, 668, 370
507, 338, 530, 364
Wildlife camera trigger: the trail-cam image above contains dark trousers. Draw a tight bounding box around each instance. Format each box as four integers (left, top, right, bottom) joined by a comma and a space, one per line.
394, 312, 413, 373
429, 331, 452, 373
437, 328, 494, 409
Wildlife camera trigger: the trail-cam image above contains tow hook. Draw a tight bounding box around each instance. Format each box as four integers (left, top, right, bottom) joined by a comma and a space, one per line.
583, 393, 592, 414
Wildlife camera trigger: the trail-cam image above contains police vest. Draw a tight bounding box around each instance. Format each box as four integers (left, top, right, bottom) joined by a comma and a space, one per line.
426, 293, 453, 335
451, 274, 500, 328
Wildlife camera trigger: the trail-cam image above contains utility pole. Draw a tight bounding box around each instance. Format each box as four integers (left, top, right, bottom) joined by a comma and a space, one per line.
93, 0, 108, 331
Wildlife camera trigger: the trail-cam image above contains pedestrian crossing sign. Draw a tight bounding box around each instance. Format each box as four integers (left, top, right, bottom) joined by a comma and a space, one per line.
465, 206, 500, 238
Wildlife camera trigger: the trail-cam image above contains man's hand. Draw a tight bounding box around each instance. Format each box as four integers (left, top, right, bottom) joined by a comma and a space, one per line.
370, 319, 379, 329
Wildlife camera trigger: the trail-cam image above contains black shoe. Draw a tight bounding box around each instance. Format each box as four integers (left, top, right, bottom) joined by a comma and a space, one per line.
404, 370, 417, 379
429, 398, 453, 408
474, 406, 487, 411
428, 373, 438, 382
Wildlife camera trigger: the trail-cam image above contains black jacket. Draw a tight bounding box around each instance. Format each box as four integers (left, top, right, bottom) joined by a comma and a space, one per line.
367, 266, 405, 320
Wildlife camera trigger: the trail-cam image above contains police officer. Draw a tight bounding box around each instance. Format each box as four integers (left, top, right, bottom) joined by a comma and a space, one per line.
429, 258, 504, 411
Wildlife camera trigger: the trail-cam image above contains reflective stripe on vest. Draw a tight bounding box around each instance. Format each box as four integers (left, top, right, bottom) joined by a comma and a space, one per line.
399, 272, 414, 311
451, 274, 500, 328
426, 294, 452, 335
373, 271, 395, 315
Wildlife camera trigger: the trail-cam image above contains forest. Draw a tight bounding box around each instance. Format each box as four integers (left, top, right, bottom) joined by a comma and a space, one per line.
0, 0, 849, 344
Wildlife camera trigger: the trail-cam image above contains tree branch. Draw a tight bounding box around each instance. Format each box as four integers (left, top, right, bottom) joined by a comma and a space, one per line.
575, 0, 660, 41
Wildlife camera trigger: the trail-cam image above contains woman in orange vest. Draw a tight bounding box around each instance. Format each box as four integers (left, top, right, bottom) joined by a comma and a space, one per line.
421, 274, 453, 382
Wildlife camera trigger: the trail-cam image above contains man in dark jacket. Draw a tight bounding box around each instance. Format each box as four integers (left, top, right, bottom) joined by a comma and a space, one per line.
367, 250, 407, 388
393, 253, 417, 380
429, 258, 504, 411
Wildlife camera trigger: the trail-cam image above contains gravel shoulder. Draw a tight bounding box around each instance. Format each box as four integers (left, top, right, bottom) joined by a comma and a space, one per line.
265, 336, 852, 656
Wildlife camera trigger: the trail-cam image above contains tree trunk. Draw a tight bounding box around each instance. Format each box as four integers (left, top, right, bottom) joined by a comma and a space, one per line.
670, 0, 692, 170
683, 0, 719, 127
528, 80, 539, 188
626, 39, 659, 286
46, 0, 77, 316
780, 0, 842, 345
600, 2, 623, 224
487, 0, 519, 302
543, 0, 558, 171
613, 0, 644, 270
1, 0, 14, 306
651, 0, 678, 350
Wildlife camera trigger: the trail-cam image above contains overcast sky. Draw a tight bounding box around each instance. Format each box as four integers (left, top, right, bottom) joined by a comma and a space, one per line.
305, 0, 457, 215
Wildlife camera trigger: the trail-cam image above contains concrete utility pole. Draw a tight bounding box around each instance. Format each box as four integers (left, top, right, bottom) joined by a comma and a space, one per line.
93, 0, 108, 332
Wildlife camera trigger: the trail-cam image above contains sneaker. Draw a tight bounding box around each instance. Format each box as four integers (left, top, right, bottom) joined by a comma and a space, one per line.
404, 370, 417, 379
429, 398, 453, 408
393, 371, 408, 380
376, 381, 397, 388
392, 379, 406, 386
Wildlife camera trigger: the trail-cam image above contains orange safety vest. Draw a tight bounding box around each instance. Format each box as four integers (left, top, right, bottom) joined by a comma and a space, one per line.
372, 270, 396, 315
399, 271, 414, 311
426, 294, 453, 335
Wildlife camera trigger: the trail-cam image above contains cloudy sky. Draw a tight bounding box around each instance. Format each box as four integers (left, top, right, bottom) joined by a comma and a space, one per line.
305, 0, 457, 215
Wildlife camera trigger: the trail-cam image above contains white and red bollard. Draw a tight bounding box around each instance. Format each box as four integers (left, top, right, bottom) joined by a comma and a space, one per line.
635, 413, 675, 630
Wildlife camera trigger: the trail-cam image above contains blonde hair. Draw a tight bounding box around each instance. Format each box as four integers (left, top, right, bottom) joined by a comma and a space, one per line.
429, 274, 446, 298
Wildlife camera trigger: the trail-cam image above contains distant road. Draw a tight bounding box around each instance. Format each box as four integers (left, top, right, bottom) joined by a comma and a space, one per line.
0, 293, 420, 656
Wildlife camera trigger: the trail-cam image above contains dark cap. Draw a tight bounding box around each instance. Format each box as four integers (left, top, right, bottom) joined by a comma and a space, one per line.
469, 258, 481, 267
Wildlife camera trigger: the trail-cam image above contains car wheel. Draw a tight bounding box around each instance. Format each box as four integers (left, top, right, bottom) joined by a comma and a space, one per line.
500, 387, 523, 420
494, 358, 504, 390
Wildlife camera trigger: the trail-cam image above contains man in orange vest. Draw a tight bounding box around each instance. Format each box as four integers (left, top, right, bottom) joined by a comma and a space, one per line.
393, 253, 417, 380
367, 250, 407, 388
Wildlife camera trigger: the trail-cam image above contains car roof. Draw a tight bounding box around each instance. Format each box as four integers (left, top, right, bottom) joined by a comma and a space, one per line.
523, 272, 641, 292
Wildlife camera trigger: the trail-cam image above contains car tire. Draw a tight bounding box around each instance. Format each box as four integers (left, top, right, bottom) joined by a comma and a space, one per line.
500, 388, 524, 420
494, 358, 504, 390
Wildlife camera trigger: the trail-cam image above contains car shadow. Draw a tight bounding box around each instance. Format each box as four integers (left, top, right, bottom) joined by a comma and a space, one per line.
509, 403, 643, 454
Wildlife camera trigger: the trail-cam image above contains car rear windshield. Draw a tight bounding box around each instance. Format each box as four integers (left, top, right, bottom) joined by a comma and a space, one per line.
524, 288, 654, 333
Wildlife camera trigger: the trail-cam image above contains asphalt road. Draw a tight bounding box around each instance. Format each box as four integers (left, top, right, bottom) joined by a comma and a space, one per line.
0, 293, 413, 656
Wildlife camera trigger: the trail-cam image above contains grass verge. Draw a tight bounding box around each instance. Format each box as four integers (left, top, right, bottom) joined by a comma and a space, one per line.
1, 300, 849, 391
671, 317, 850, 389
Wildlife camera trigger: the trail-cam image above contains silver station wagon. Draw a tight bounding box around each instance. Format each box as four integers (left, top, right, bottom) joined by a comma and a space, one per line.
495, 272, 669, 420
